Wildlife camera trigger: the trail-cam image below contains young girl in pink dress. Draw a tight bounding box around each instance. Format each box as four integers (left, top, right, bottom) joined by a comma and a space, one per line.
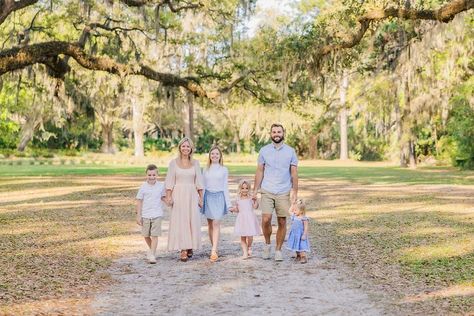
231, 180, 261, 259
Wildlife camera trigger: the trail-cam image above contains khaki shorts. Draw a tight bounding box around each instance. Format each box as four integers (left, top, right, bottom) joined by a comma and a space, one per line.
260, 189, 291, 218
141, 217, 162, 237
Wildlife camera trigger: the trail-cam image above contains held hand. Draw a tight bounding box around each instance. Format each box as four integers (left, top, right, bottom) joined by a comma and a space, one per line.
198, 197, 203, 208
229, 206, 238, 213
288, 204, 296, 215
136, 215, 143, 226
251, 191, 258, 202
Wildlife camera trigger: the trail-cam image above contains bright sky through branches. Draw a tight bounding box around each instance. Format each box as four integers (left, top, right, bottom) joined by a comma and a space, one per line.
246, 0, 296, 37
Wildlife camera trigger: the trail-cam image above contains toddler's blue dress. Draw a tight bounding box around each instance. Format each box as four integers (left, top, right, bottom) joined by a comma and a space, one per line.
286, 214, 310, 252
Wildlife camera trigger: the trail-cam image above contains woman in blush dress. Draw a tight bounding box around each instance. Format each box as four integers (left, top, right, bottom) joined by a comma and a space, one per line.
164, 137, 204, 262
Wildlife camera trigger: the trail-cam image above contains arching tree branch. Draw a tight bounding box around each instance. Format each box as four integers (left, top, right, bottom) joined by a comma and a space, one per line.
119, 0, 203, 12
0, 0, 39, 26
0, 40, 238, 98
0, 0, 202, 27
315, 0, 474, 61
88, 22, 156, 41
361, 0, 474, 23
164, 0, 203, 12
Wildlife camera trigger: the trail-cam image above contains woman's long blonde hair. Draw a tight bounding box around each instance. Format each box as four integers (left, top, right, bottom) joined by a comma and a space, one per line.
207, 146, 224, 169
177, 137, 194, 160
237, 179, 252, 198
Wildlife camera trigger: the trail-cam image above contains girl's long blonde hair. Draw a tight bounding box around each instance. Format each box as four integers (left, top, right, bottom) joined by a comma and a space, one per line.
177, 137, 194, 160
237, 179, 252, 198
207, 146, 224, 169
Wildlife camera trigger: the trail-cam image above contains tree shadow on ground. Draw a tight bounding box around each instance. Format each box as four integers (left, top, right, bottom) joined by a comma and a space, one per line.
0, 179, 141, 309
300, 179, 474, 314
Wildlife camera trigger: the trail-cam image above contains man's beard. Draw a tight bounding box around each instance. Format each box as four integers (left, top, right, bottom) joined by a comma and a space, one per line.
272, 135, 284, 143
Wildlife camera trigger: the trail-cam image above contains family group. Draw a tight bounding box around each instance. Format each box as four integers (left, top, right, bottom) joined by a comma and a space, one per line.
135, 124, 310, 265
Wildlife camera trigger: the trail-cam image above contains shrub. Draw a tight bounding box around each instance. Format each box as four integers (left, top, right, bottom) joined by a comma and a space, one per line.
144, 137, 173, 152
14, 151, 26, 158
63, 149, 78, 157
0, 109, 19, 149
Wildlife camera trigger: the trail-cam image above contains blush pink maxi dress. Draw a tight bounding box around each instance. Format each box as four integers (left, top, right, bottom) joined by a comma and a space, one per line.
165, 158, 204, 251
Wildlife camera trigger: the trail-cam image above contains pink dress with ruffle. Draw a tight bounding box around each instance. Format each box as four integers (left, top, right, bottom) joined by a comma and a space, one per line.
234, 199, 261, 237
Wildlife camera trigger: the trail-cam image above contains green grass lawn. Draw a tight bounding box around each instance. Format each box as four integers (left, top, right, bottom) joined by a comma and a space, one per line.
0, 164, 473, 185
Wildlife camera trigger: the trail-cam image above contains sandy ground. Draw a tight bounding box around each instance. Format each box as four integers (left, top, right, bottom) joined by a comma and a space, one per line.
91, 210, 393, 316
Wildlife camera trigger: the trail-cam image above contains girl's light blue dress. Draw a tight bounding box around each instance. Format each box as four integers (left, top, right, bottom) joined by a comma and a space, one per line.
201, 190, 227, 220
286, 214, 310, 252
201, 164, 230, 220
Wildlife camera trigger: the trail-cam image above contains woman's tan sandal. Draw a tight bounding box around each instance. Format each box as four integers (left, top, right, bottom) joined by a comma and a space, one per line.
180, 250, 188, 262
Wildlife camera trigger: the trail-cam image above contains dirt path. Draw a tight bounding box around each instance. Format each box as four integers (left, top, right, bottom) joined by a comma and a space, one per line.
91, 210, 392, 315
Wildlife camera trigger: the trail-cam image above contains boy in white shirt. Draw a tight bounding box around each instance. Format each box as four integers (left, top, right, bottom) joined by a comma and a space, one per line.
136, 164, 166, 264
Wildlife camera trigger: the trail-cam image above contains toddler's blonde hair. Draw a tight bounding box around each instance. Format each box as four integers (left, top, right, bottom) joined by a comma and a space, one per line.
294, 199, 306, 215
237, 179, 252, 198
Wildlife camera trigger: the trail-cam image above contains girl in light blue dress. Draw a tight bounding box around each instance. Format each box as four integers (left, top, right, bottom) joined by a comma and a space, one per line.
286, 199, 310, 264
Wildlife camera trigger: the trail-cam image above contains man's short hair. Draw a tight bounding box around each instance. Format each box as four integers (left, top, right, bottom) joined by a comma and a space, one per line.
146, 164, 158, 172
270, 123, 285, 133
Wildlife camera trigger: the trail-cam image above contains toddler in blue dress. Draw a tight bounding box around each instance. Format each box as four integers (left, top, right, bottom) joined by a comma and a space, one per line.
286, 199, 310, 264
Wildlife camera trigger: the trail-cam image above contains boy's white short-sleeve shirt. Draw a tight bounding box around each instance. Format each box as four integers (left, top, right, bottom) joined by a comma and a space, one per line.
136, 181, 165, 219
